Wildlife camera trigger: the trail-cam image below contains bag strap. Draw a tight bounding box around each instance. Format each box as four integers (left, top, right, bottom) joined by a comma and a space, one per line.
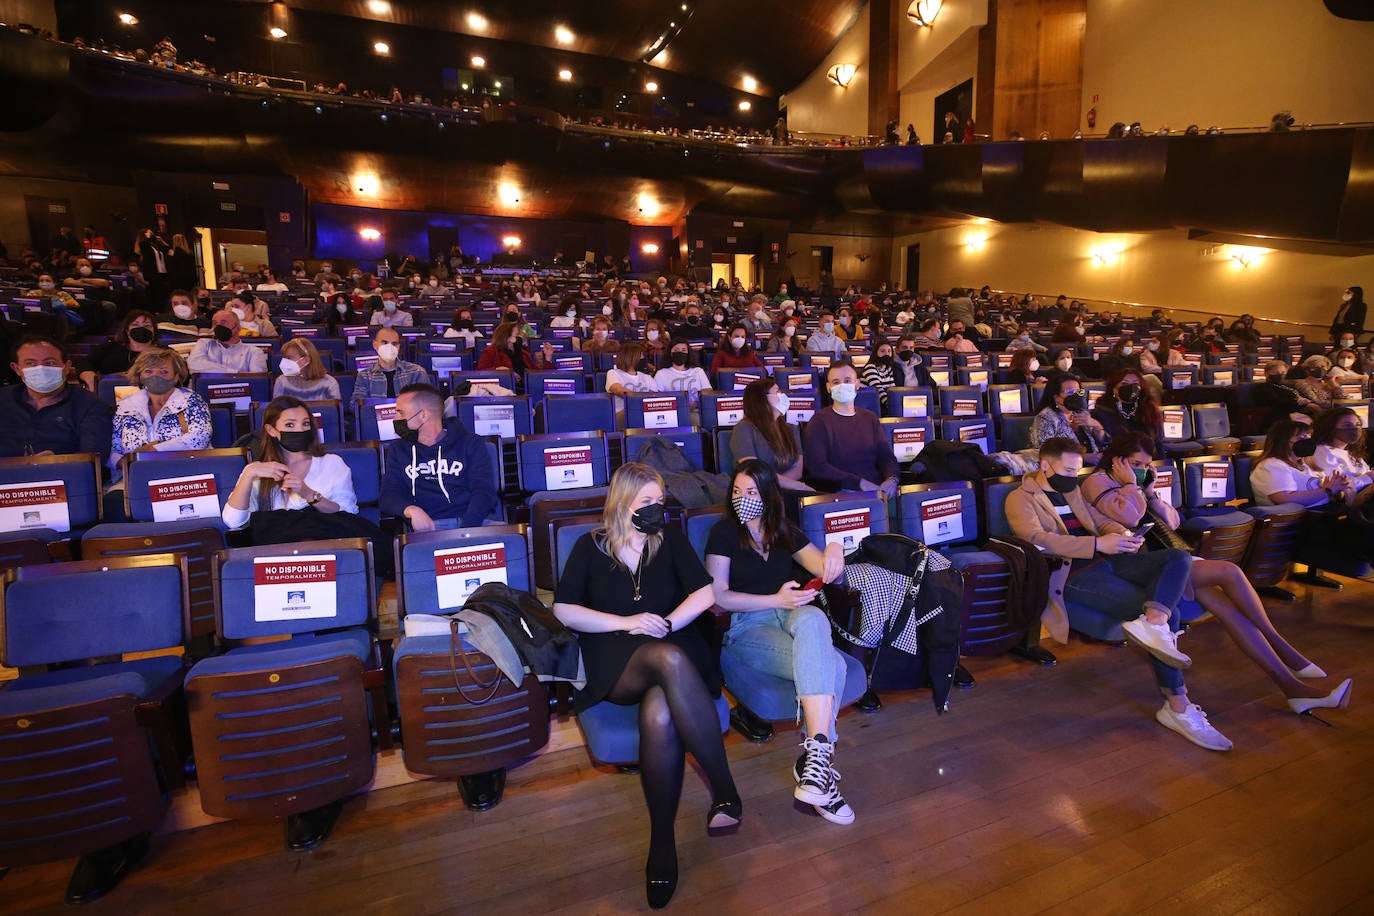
448, 617, 505, 705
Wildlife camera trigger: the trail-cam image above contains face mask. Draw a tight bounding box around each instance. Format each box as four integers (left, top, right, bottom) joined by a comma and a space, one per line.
142, 374, 176, 395
1344, 292, 1354, 302
1146, 341, 1160, 351
670, 351, 689, 367
731, 337, 746, 350
1057, 358, 1073, 371
714, 313, 725, 322
839, 317, 851, 327
1267, 374, 1285, 384
732, 494, 765, 522
1028, 359, 1040, 372
784, 325, 795, 337
336, 302, 349, 315
647, 329, 660, 342
1118, 383, 1142, 404
1019, 333, 1030, 341
1335, 427, 1361, 445
594, 329, 608, 340
393, 415, 422, 444
276, 430, 315, 454
376, 343, 400, 362
630, 503, 667, 535
351, 273, 362, 281
1048, 472, 1081, 493
686, 315, 700, 325
1340, 358, 1355, 368
383, 300, 397, 313
1133, 467, 1153, 487
898, 350, 914, 362
22, 365, 66, 393
78, 266, 92, 277
772, 392, 791, 415
38, 281, 54, 291
1121, 346, 1134, 356
213, 324, 233, 343
173, 304, 195, 319
231, 307, 246, 321
1062, 391, 1087, 411
129, 325, 155, 345
830, 382, 856, 404
602, 305, 613, 316
279, 358, 302, 377
822, 322, 835, 334
429, 279, 439, 287
1341, 339, 1355, 349
198, 295, 212, 306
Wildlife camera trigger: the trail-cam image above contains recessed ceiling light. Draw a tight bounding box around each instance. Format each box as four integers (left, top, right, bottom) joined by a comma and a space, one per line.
494, 80, 502, 88
645, 80, 659, 92
471, 55, 486, 68
373, 41, 390, 54
366, 0, 391, 14
738, 100, 752, 111
118, 12, 138, 26
742, 75, 758, 92
554, 25, 574, 45
467, 11, 488, 32
558, 68, 573, 81
269, 27, 287, 39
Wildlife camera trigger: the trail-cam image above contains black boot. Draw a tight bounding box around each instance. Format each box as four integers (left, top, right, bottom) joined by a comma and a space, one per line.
65, 834, 151, 904
456, 769, 507, 812
286, 799, 344, 851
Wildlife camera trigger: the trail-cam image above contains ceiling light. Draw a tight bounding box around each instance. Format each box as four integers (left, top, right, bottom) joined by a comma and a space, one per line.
359, 227, 382, 241
1091, 243, 1124, 266
354, 172, 380, 195
461, 82, 470, 90
467, 12, 488, 32
637, 193, 660, 218
366, 0, 391, 14
964, 232, 987, 252
645, 80, 659, 92
1229, 245, 1269, 269
742, 75, 758, 92
269, 27, 287, 39
826, 64, 857, 88
651, 49, 669, 65
373, 41, 390, 54
555, 25, 574, 45
471, 55, 486, 68
641, 242, 660, 255
738, 100, 752, 111
907, 0, 943, 27
493, 80, 502, 88
558, 68, 573, 81
118, 12, 138, 26
499, 182, 521, 206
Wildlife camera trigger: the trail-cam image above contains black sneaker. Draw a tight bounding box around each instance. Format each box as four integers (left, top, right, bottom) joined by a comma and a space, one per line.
811, 770, 856, 826
793, 734, 834, 806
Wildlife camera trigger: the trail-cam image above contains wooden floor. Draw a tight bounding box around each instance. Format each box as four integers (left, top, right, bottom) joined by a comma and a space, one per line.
6, 578, 1374, 915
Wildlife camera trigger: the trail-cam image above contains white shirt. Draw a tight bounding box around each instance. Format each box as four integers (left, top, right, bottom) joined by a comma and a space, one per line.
1250, 457, 1325, 506
1307, 443, 1373, 491
604, 368, 661, 415
652, 365, 711, 406
222, 453, 358, 529
255, 282, 289, 294
187, 339, 269, 374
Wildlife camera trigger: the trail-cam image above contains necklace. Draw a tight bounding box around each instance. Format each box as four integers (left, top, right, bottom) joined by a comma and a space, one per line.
628, 544, 647, 602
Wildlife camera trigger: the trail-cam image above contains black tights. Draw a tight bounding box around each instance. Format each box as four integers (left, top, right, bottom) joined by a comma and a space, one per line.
608, 641, 738, 871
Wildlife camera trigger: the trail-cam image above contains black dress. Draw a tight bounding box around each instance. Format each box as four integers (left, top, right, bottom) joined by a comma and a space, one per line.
555, 526, 716, 711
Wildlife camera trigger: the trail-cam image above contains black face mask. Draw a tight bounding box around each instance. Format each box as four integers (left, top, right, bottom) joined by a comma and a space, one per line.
635, 359, 651, 374
898, 350, 914, 362
276, 430, 315, 453
128, 325, 155, 344
1293, 437, 1317, 458
1117, 383, 1141, 405
457, 319, 474, 330
212, 324, 233, 343
1048, 473, 1081, 493
686, 315, 700, 325
670, 351, 689, 367
393, 418, 422, 444
630, 503, 667, 535
505, 312, 519, 323
198, 295, 212, 305
1062, 391, 1087, 411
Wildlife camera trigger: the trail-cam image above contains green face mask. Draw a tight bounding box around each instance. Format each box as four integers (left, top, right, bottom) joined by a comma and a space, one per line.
1133, 467, 1153, 487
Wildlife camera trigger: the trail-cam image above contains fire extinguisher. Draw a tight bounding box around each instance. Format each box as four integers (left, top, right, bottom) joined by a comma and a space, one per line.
1087, 106, 1097, 130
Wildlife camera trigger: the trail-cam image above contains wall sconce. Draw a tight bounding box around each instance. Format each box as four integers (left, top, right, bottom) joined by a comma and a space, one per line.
1230, 245, 1268, 269
1091, 243, 1123, 266
641, 242, 661, 255
637, 192, 660, 218
826, 64, 857, 89
498, 182, 521, 206
502, 235, 522, 253
907, 0, 943, 27
359, 227, 382, 241
964, 232, 987, 252
354, 172, 380, 196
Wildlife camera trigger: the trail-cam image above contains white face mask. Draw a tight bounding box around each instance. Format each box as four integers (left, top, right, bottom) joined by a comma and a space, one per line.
772, 392, 791, 415
784, 325, 795, 337
602, 304, 613, 316
1057, 358, 1073, 371
278, 357, 302, 377
1147, 341, 1160, 351
1340, 358, 1355, 368
1341, 340, 1355, 349
336, 302, 349, 315
830, 382, 857, 405
383, 300, 397, 312
429, 279, 438, 287
1028, 359, 1040, 372
38, 280, 55, 291
822, 322, 835, 334
22, 365, 66, 394
731, 337, 746, 350
173, 303, 195, 319
231, 307, 246, 320
647, 329, 660, 342
78, 266, 92, 277
594, 329, 608, 340
1121, 346, 1134, 356
376, 342, 400, 363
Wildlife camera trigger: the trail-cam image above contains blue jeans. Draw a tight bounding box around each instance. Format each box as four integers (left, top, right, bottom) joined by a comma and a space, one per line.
1065, 548, 1193, 696
724, 605, 848, 739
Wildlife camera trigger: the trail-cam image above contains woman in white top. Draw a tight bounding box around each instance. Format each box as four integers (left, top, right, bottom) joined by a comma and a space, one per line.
442, 307, 484, 346
223, 397, 358, 530
1249, 420, 1339, 508
653, 339, 711, 413
604, 342, 661, 417
1326, 348, 1364, 382
273, 337, 342, 402
1305, 406, 1374, 501
549, 296, 584, 330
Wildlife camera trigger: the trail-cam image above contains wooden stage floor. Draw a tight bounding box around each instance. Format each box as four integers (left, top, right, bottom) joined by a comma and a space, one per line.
5, 578, 1374, 915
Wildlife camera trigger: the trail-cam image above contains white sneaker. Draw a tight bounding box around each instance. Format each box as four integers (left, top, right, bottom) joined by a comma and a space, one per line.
793, 735, 835, 806
1123, 615, 1191, 669
812, 772, 856, 826
1157, 702, 1232, 751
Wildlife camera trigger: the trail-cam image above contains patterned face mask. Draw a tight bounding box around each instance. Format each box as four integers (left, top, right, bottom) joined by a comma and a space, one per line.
732, 494, 764, 522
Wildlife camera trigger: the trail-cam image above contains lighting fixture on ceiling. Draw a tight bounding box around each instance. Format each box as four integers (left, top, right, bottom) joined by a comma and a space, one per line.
359, 227, 382, 241
645, 80, 659, 93
354, 172, 380, 195
467, 12, 488, 32
641, 242, 661, 255
471, 55, 486, 68
738, 100, 752, 111
366, 0, 392, 15
555, 25, 574, 45
826, 64, 857, 88
373, 41, 390, 54
1091, 243, 1124, 266
118, 12, 138, 26
964, 232, 987, 252
269, 27, 287, 39
742, 75, 758, 92
558, 68, 573, 81
1229, 245, 1268, 269
637, 192, 660, 217
498, 182, 521, 206
907, 0, 943, 27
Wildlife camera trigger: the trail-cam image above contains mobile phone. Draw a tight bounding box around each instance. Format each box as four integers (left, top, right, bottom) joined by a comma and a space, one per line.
802, 577, 824, 592
1134, 522, 1155, 537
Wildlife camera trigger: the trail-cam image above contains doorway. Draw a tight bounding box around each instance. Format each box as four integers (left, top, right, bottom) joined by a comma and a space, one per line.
194, 227, 268, 289
24, 195, 72, 257
905, 243, 920, 292
933, 77, 974, 143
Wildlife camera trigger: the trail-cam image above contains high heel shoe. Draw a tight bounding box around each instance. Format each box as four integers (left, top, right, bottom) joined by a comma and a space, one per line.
645, 852, 678, 909
1291, 663, 1327, 679
706, 797, 742, 832
1288, 678, 1353, 715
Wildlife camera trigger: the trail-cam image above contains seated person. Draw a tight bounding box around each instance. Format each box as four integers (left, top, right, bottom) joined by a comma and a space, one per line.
732, 378, 812, 492
672, 302, 712, 341
477, 321, 555, 382
1097, 338, 1143, 380
380, 384, 497, 531
942, 321, 979, 354
1091, 369, 1164, 456
222, 397, 358, 530
110, 347, 211, 478
1030, 373, 1107, 463
1306, 406, 1374, 502
80, 310, 159, 390
552, 462, 739, 909
579, 315, 620, 357
859, 340, 900, 411
805, 313, 848, 359
705, 459, 852, 824
0, 334, 113, 464
1327, 348, 1364, 382
710, 324, 765, 375
906, 318, 944, 351
443, 306, 484, 346
1291, 356, 1342, 410
1253, 360, 1316, 423
228, 288, 277, 337
323, 293, 366, 335
1004, 325, 1048, 355
995, 347, 1041, 386
642, 318, 671, 361
894, 336, 936, 387
368, 289, 414, 328
1007, 436, 1231, 751
653, 339, 711, 411
273, 337, 341, 402
1250, 419, 1344, 508
187, 310, 269, 374
803, 361, 898, 498
605, 343, 662, 417
834, 307, 865, 343
156, 288, 212, 339
1082, 432, 1350, 715
355, 327, 431, 399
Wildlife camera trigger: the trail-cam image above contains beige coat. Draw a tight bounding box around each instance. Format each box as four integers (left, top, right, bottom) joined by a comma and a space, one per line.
1005, 470, 1130, 643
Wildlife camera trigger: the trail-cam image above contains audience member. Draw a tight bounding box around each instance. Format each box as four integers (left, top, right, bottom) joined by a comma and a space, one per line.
1030, 373, 1107, 460
710, 324, 764, 374
355, 327, 430, 399
109, 347, 210, 477
731, 378, 812, 492
369, 289, 413, 328
1091, 369, 1164, 455
80, 310, 159, 389
273, 337, 341, 401
803, 362, 899, 496
0, 335, 113, 463
380, 384, 497, 530
187, 310, 269, 374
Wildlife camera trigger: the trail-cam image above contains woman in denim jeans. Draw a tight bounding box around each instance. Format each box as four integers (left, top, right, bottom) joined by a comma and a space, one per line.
704, 459, 855, 825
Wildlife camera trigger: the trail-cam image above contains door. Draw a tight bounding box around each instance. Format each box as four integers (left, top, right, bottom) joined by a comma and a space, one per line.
25, 196, 73, 257
906, 244, 920, 292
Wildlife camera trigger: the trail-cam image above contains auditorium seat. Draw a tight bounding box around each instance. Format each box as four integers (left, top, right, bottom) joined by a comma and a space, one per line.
121, 447, 247, 525
1178, 456, 1256, 564
797, 493, 888, 556
250, 399, 344, 444
0, 452, 104, 537
1191, 403, 1242, 455
623, 390, 690, 430
542, 393, 615, 433
323, 441, 384, 523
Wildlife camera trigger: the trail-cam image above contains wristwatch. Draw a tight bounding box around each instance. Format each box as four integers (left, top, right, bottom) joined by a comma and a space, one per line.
306, 491, 322, 506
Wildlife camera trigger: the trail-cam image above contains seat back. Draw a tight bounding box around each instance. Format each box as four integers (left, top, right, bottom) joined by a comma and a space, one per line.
716, 368, 767, 392
525, 370, 583, 403
543, 393, 615, 433
324, 441, 383, 523
1182, 456, 1235, 509
457, 395, 533, 440
940, 416, 996, 454
1232, 450, 1260, 504
1149, 460, 1183, 507
1192, 402, 1232, 440
999, 414, 1036, 452
683, 505, 727, 561
397, 525, 532, 617
1161, 366, 1198, 392
882, 417, 936, 466
123, 447, 247, 523
529, 489, 608, 591
1202, 366, 1236, 387
212, 538, 375, 640
0, 528, 56, 574
209, 403, 236, 447
81, 522, 225, 642
938, 385, 986, 418
194, 373, 272, 411
699, 391, 747, 429
987, 384, 1030, 421
773, 368, 815, 392
249, 399, 344, 444
797, 493, 888, 556
896, 481, 979, 548
517, 432, 610, 493
1160, 404, 1196, 442
625, 427, 706, 471
981, 476, 1023, 539
1, 554, 188, 668
624, 391, 690, 430
555, 515, 603, 579
446, 368, 516, 393
886, 386, 934, 419
0, 452, 103, 533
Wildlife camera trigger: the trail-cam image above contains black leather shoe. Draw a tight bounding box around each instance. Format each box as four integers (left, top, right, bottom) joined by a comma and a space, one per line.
855, 688, 882, 712
729, 705, 775, 743
457, 769, 507, 812
286, 799, 344, 851
954, 664, 976, 689
706, 797, 742, 832
646, 853, 678, 909
65, 834, 150, 905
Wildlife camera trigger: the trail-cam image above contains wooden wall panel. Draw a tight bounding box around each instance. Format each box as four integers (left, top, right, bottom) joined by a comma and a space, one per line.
988, 0, 1086, 141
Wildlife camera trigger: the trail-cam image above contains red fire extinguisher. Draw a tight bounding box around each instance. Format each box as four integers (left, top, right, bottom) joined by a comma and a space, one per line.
1087, 106, 1097, 130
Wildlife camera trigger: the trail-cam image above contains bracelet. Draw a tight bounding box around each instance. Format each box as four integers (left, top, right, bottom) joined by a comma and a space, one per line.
1093, 536, 1098, 554
307, 492, 322, 506
664, 617, 673, 633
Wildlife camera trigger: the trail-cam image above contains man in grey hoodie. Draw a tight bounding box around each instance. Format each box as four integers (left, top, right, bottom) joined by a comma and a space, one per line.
381, 384, 498, 530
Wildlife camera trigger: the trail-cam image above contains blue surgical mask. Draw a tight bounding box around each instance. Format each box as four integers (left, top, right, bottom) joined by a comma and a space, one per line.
22, 365, 66, 394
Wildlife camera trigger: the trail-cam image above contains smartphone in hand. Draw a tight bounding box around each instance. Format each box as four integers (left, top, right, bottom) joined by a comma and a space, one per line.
802, 577, 824, 592
1134, 522, 1155, 537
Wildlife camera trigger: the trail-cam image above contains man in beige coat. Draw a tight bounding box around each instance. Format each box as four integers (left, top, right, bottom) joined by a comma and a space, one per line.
1006, 436, 1232, 751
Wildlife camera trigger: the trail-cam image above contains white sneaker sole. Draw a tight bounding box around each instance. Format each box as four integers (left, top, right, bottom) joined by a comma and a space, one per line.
794, 783, 832, 806
1123, 620, 1191, 669
1155, 707, 1231, 751
814, 800, 855, 825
